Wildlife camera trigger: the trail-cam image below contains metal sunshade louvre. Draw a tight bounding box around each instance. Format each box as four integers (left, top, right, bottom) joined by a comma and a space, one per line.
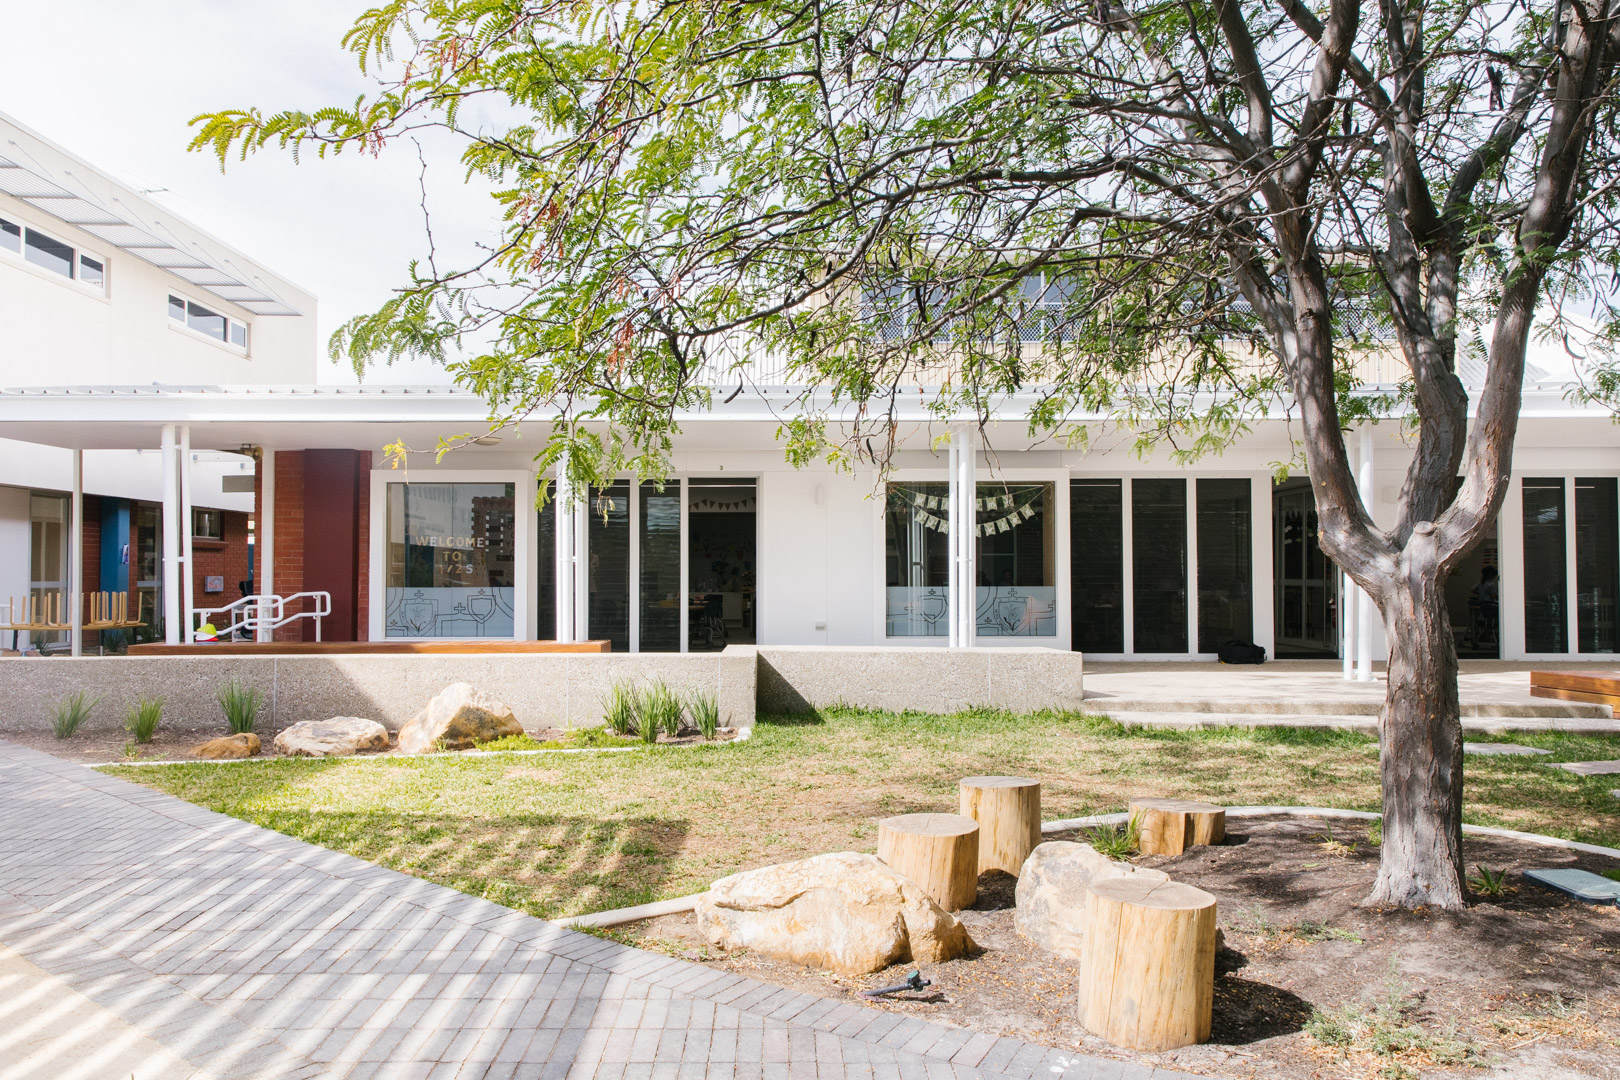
0, 165, 73, 198
79, 222, 168, 248
19, 195, 123, 225
166, 265, 247, 288
128, 246, 213, 269
238, 300, 302, 315
204, 283, 279, 303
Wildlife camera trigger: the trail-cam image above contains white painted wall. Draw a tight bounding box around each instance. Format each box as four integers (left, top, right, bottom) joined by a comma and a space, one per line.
0, 486, 31, 637
0, 443, 252, 512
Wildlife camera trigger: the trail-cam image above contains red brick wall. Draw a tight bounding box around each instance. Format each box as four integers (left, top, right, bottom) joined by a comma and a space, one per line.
191, 510, 252, 622
272, 450, 306, 642
78, 496, 101, 652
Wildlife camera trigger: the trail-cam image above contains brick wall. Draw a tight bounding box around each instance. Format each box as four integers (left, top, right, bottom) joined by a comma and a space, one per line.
191, 510, 252, 627
272, 450, 306, 642
77, 495, 101, 653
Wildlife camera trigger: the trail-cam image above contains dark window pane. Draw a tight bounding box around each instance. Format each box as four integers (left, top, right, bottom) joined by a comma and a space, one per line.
688, 478, 756, 652
885, 482, 950, 636
78, 255, 104, 288
1133, 478, 1188, 652
1576, 477, 1618, 653
1, 218, 20, 253
1523, 478, 1567, 653
640, 480, 682, 652
24, 229, 73, 277
169, 295, 186, 321
974, 482, 1055, 636
536, 498, 556, 640
588, 481, 631, 652
1197, 479, 1253, 652
187, 300, 227, 341
1070, 479, 1124, 652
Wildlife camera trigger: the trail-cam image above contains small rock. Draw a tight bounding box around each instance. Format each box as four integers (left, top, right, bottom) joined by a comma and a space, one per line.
273, 717, 390, 757
695, 851, 976, 976
396, 683, 524, 755
1014, 841, 1170, 960
191, 733, 260, 759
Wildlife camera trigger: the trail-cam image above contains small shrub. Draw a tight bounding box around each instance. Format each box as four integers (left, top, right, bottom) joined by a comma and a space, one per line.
568, 727, 640, 749
1468, 864, 1511, 896
217, 678, 264, 734
124, 697, 163, 744
686, 690, 720, 739
1367, 820, 1383, 846
603, 682, 640, 736
474, 733, 545, 752
643, 680, 683, 738
1291, 919, 1363, 944
1084, 813, 1141, 860
50, 690, 100, 739
1602, 868, 1620, 883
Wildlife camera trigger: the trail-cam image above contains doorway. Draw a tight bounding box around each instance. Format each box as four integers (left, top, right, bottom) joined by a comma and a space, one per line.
1273, 480, 1339, 657
687, 478, 756, 652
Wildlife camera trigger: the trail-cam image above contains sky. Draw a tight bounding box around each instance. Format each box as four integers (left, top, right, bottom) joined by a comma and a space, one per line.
0, 0, 490, 384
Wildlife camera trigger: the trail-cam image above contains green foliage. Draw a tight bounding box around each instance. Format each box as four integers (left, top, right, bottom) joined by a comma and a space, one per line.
217, 679, 264, 735
1602, 868, 1620, 883
686, 690, 720, 740
603, 682, 638, 736
50, 691, 100, 739
643, 682, 683, 739
1084, 813, 1142, 861
1305, 959, 1474, 1070
124, 697, 163, 744
1467, 864, 1510, 896
1290, 919, 1364, 944
474, 733, 547, 752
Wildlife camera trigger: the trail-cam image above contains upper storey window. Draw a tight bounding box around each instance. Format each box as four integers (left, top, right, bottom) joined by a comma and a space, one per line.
168, 294, 248, 350
0, 214, 107, 295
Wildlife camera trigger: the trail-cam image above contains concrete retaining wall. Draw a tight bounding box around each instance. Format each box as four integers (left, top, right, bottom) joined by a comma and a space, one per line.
0, 644, 1082, 735
0, 651, 757, 734
752, 645, 1084, 715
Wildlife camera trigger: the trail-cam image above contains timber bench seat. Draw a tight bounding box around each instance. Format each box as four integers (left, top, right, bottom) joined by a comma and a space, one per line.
1530, 670, 1620, 709
129, 640, 611, 656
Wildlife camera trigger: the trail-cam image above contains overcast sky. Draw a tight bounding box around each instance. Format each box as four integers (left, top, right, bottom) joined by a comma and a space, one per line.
1, 0, 487, 384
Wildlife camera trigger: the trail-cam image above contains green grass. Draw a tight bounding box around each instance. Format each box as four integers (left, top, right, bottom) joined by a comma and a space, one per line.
100, 708, 1620, 920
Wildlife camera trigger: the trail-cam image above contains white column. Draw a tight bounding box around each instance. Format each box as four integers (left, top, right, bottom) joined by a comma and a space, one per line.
949, 426, 977, 647
161, 424, 181, 645
257, 451, 275, 641
628, 480, 641, 652
180, 426, 195, 644
574, 486, 590, 642
69, 449, 83, 657
948, 436, 961, 648
1356, 424, 1375, 681
678, 477, 690, 653
554, 468, 574, 643
1343, 442, 1357, 679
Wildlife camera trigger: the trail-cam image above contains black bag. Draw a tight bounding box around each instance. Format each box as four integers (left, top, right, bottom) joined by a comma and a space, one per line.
1218, 640, 1267, 665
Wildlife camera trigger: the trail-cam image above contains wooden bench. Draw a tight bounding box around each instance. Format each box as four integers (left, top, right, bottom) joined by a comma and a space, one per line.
129, 640, 612, 656
1530, 670, 1620, 708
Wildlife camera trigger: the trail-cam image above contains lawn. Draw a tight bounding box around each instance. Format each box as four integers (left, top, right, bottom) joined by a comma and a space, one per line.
101, 710, 1620, 920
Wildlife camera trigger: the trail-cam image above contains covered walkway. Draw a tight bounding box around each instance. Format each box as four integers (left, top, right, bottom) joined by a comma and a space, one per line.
0, 741, 1195, 1080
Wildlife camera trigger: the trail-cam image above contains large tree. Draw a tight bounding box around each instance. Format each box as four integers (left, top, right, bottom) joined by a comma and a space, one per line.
197, 0, 1620, 908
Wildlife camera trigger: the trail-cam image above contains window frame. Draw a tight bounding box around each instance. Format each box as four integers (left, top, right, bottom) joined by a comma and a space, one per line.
0, 212, 108, 296
166, 291, 250, 353
192, 507, 224, 541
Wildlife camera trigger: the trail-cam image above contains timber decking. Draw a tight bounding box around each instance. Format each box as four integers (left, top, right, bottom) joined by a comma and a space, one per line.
128, 639, 611, 656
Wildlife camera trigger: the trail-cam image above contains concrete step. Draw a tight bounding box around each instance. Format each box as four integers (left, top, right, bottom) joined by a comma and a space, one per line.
1086, 697, 1610, 719
1099, 711, 1620, 734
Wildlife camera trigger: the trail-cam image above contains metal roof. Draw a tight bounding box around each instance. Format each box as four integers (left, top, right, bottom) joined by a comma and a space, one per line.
0, 150, 302, 317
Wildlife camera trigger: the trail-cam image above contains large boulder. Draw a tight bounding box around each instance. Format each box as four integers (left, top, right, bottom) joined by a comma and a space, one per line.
273, 717, 390, 757
396, 683, 523, 755
694, 852, 976, 976
191, 733, 260, 759
1014, 841, 1170, 960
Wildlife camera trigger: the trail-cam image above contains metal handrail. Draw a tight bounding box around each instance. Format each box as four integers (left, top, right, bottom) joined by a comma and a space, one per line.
193, 591, 332, 642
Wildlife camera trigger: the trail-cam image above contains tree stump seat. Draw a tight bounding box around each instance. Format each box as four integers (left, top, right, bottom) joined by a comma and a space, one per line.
958, 775, 1042, 875
876, 812, 979, 911
1128, 797, 1226, 856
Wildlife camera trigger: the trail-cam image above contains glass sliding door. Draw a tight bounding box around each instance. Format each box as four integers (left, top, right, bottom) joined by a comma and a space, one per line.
1132, 478, 1188, 653
536, 498, 555, 639
1273, 483, 1337, 656
1522, 478, 1567, 653
1576, 477, 1619, 654
385, 482, 516, 638
640, 480, 682, 652
28, 493, 69, 647
885, 482, 951, 636
688, 479, 756, 651
974, 482, 1056, 637
1196, 479, 1253, 653
1070, 479, 1124, 652
587, 481, 631, 652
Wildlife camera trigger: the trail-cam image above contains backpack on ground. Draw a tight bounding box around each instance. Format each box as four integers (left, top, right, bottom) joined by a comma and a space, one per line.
1218, 640, 1267, 665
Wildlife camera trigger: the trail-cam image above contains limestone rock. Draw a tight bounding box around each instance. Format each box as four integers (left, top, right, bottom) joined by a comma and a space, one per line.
1014, 841, 1170, 960
397, 683, 523, 755
191, 733, 261, 759
694, 851, 975, 976
273, 717, 390, 758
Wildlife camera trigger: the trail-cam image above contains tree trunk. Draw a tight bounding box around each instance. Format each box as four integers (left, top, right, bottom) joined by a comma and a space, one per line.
1365, 537, 1467, 910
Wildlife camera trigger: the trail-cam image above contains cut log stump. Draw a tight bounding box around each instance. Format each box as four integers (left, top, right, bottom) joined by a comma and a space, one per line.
958, 775, 1042, 876
1128, 797, 1226, 856
1078, 875, 1217, 1051
876, 812, 979, 911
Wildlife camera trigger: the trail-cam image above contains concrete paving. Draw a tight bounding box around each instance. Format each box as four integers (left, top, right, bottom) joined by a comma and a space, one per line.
1550, 760, 1620, 775
1080, 661, 1620, 733
1463, 743, 1552, 756
0, 741, 1199, 1080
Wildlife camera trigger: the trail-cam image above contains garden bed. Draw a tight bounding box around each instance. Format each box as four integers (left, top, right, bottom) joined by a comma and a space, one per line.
613, 814, 1620, 1079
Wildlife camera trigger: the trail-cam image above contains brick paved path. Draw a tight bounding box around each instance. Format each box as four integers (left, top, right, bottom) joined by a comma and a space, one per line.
0, 742, 1202, 1080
